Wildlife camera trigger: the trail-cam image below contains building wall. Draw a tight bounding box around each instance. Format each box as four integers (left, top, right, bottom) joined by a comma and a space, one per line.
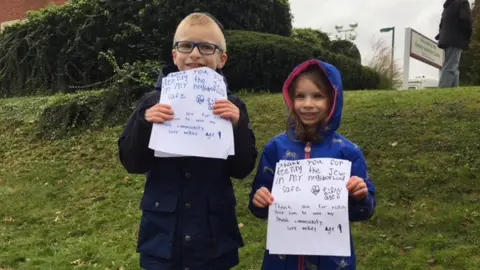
0, 0, 67, 30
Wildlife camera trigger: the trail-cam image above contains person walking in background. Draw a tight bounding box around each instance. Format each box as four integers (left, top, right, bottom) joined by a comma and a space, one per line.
435, 0, 473, 88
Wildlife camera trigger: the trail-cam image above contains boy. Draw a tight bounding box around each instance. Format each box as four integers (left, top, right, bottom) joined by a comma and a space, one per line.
118, 12, 258, 270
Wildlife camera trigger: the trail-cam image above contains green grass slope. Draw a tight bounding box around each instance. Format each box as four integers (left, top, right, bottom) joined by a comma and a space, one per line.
0, 88, 479, 270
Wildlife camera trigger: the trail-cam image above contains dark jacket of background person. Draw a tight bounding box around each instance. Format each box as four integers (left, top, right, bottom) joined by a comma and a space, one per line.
436, 0, 473, 50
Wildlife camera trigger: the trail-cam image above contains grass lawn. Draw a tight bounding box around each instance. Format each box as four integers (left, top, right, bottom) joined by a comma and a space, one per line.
0, 87, 479, 270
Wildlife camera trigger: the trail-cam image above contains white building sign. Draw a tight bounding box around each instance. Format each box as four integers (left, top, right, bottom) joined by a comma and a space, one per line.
410, 30, 444, 69
402, 28, 445, 90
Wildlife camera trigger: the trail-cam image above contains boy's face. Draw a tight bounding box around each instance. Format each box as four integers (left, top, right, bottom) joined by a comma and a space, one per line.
172, 24, 227, 71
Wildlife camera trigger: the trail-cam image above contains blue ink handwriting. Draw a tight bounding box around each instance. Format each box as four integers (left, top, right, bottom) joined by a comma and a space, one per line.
207, 97, 217, 110
196, 95, 205, 104
168, 93, 186, 100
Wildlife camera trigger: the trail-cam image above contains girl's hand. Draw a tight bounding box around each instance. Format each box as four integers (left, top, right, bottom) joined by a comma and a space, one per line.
252, 187, 274, 208
213, 99, 240, 125
346, 176, 368, 201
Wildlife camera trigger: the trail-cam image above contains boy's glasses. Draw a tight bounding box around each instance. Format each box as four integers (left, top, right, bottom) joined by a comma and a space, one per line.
173, 41, 224, 55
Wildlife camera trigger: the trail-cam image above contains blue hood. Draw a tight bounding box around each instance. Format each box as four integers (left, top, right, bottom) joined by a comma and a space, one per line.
282, 58, 344, 137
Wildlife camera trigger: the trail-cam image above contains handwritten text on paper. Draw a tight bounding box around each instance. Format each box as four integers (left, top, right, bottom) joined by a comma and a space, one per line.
267, 158, 352, 256
148, 67, 234, 159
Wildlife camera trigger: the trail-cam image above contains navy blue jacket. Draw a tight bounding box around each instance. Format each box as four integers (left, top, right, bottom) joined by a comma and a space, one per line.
118, 65, 258, 270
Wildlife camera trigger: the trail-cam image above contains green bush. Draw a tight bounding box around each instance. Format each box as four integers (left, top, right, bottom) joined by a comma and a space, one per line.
38, 90, 108, 137
0, 0, 157, 97
223, 30, 381, 92
156, 0, 293, 62
329, 39, 362, 63
0, 0, 293, 97
36, 58, 161, 139
37, 84, 150, 139
291, 28, 331, 50
224, 30, 312, 92
459, 1, 480, 85
312, 48, 380, 90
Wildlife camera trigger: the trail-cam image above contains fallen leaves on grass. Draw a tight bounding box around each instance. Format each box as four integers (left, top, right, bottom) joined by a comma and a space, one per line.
3, 217, 15, 223
71, 259, 87, 266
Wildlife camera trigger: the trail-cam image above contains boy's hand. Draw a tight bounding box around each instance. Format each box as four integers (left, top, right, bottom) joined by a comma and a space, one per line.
145, 104, 174, 123
346, 176, 368, 201
252, 187, 274, 208
213, 99, 240, 125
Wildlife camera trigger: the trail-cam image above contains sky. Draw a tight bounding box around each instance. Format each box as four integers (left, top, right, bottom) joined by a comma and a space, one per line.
290, 0, 446, 81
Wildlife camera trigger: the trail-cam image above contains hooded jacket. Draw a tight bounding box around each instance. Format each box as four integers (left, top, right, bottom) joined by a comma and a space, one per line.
118, 64, 257, 270
248, 59, 376, 270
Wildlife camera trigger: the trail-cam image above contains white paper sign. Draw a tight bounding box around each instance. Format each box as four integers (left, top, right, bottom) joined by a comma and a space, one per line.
148, 67, 234, 159
266, 158, 352, 257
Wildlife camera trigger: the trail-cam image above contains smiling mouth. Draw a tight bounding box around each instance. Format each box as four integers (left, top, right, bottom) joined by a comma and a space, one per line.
300, 113, 318, 119
187, 63, 205, 68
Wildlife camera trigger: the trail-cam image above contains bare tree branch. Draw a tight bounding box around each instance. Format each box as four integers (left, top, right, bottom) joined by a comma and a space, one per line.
366, 36, 403, 89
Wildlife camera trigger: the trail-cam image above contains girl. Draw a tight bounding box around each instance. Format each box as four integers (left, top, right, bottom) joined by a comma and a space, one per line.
248, 59, 376, 270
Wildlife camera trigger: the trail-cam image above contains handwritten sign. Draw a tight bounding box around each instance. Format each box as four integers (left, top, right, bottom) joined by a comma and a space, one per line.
148, 67, 234, 159
266, 158, 352, 256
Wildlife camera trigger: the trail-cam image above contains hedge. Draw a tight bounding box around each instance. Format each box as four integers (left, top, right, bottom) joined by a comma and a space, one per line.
156, 0, 293, 63
311, 48, 381, 90
36, 59, 161, 139
291, 28, 331, 51
35, 31, 382, 138
224, 30, 381, 92
0, 0, 293, 97
329, 40, 362, 64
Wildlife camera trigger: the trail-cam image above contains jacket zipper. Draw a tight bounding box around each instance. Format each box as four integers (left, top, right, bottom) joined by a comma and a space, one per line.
304, 142, 312, 159
298, 142, 312, 270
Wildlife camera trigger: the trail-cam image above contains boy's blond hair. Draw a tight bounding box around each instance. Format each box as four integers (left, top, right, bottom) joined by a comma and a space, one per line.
173, 12, 227, 52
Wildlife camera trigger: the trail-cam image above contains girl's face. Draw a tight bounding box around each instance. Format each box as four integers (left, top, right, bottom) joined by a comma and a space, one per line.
293, 76, 330, 126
